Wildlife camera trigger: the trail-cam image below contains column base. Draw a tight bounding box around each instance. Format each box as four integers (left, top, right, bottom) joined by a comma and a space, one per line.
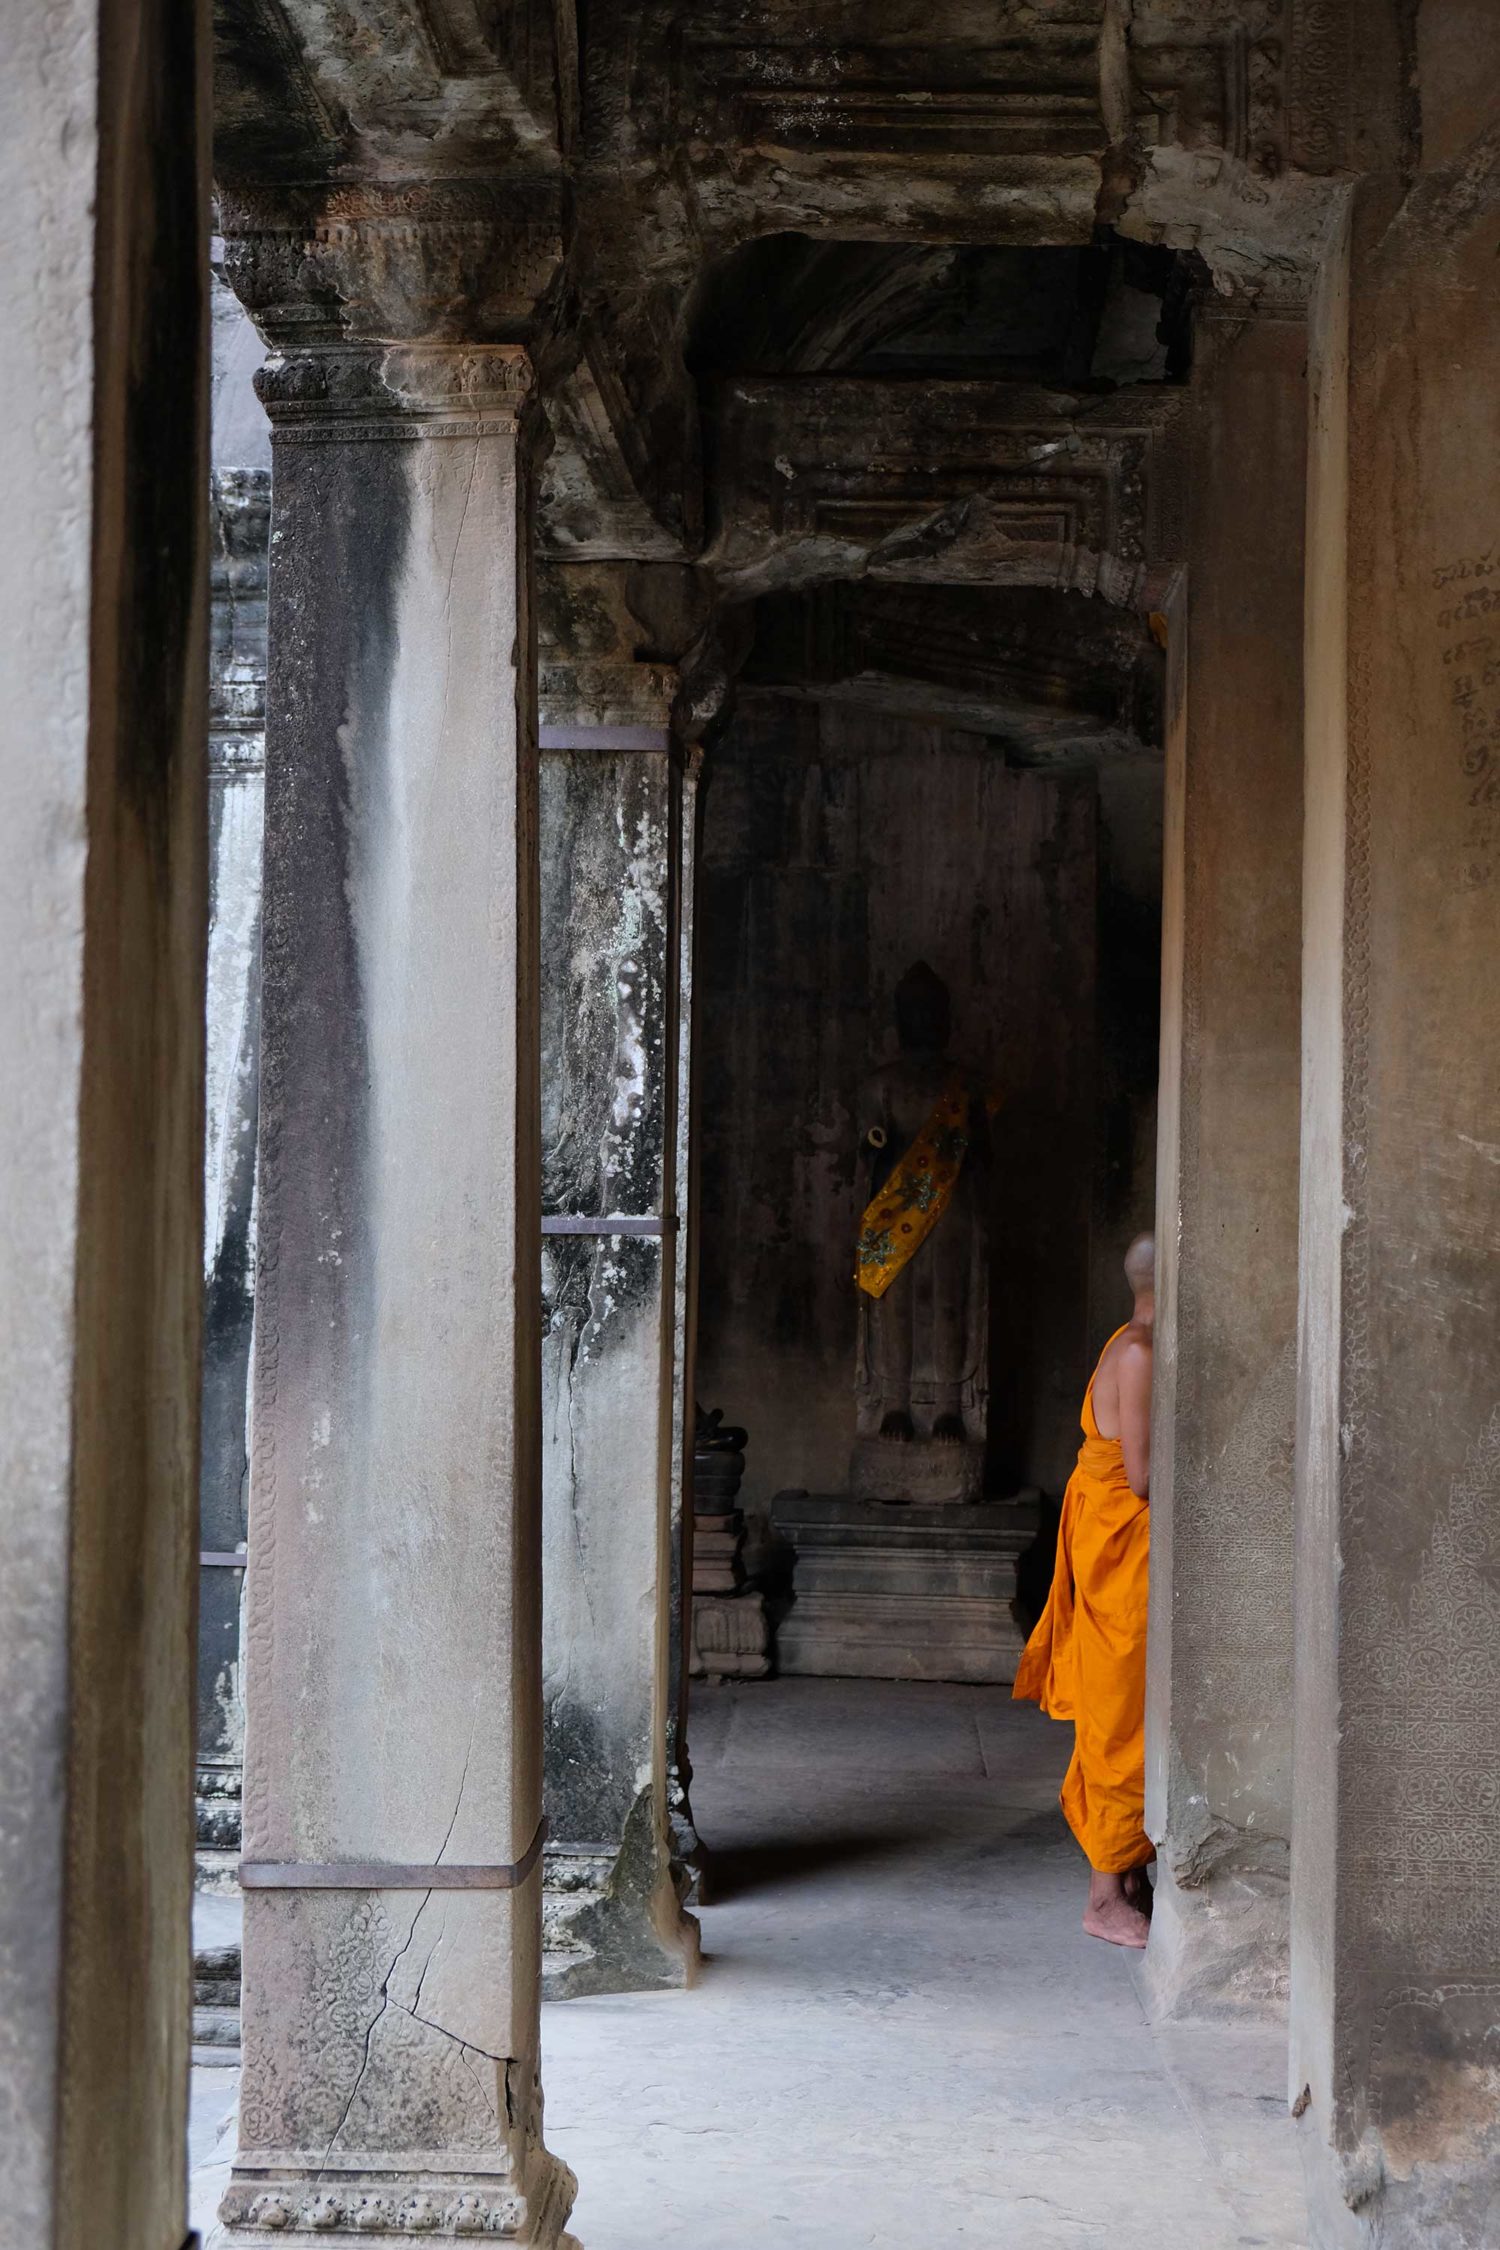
1139, 1854, 1290, 2021
1295, 2029, 1500, 2249
541, 1790, 700, 2001
213, 2149, 578, 2246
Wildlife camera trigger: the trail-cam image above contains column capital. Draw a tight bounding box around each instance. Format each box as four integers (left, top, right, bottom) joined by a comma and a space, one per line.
537, 657, 678, 744
218, 177, 563, 353
255, 340, 537, 440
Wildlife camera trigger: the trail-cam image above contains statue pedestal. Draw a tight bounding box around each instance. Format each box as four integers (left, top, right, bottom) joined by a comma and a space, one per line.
850, 1435, 985, 1504
775, 1491, 1038, 1685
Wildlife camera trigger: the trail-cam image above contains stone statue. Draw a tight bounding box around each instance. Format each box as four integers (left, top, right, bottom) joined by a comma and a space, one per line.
853, 961, 991, 1502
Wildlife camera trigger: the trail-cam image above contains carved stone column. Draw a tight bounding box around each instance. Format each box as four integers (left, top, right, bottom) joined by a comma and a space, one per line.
212, 198, 576, 2247
1144, 298, 1308, 2019
536, 563, 700, 1995
1293, 149, 1500, 2247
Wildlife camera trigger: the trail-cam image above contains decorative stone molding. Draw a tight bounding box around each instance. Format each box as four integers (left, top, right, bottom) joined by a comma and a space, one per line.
254, 341, 535, 441
687, 6, 1288, 173
219, 2178, 527, 2238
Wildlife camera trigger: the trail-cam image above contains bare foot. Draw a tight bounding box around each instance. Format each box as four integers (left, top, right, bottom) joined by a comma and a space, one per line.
931, 1412, 966, 1445
1083, 1872, 1151, 1950
1122, 1865, 1153, 1917
879, 1410, 915, 1442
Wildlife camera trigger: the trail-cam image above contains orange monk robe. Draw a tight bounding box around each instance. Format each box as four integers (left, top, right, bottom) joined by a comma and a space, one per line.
1013, 1329, 1153, 1874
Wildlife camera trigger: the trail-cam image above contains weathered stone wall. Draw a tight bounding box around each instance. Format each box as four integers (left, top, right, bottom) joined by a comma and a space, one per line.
0, 1, 208, 2244
695, 689, 1152, 1513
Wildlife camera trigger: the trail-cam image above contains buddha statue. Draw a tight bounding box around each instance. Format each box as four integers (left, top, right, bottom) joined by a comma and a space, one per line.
852, 961, 992, 1500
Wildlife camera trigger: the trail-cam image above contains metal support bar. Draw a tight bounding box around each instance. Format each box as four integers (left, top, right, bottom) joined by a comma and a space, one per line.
241, 1819, 548, 1892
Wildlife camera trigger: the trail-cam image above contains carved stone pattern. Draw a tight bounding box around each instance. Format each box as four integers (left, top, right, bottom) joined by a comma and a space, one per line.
220, 2179, 525, 2235
1286, 0, 1347, 173
1346, 1409, 1500, 1948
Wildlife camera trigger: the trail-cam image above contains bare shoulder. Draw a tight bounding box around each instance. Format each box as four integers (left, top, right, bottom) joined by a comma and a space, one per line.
1099, 1320, 1153, 1379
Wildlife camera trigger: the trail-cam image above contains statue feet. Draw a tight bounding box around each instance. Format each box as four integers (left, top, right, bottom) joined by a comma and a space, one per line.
931, 1412, 966, 1445
878, 1410, 915, 1443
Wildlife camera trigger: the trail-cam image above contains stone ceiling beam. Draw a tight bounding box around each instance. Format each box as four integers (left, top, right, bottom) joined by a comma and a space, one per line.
742, 580, 1163, 762
214, 0, 573, 181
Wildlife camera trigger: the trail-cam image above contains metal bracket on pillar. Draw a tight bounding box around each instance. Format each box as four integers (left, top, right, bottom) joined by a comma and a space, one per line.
541, 1214, 676, 1236
241, 1819, 548, 1891
538, 724, 672, 751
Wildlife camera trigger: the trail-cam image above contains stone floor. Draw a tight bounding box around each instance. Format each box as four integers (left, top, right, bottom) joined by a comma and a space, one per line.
190, 1677, 1309, 2248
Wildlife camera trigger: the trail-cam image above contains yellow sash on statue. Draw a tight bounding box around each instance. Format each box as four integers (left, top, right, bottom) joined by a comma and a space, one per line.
855, 1077, 973, 1300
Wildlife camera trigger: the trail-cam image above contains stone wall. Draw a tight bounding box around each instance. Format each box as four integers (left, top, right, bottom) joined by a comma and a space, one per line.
695, 688, 1157, 1514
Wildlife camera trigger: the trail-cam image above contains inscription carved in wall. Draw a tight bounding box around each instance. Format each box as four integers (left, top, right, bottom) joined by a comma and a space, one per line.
1436, 546, 1500, 892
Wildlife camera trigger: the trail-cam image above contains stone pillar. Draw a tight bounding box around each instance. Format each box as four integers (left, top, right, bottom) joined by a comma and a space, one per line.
197, 461, 269, 1893
668, 742, 708, 1869
536, 563, 699, 1995
1143, 301, 1307, 2019
1291, 136, 1500, 2246
0, 1, 208, 2244
212, 264, 576, 2239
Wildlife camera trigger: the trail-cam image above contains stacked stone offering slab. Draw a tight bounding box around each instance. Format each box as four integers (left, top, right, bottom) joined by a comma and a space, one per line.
692, 1510, 746, 1593
776, 1491, 1038, 1684
690, 1410, 771, 1677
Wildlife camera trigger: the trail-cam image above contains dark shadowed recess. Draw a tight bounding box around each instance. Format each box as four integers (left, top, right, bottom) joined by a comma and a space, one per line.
687, 234, 1201, 385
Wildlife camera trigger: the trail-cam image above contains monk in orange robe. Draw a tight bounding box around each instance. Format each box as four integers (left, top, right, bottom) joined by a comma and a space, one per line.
1014, 1233, 1155, 1948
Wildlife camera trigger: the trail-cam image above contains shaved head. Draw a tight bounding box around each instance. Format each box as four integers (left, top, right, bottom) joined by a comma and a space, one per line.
1124, 1232, 1155, 1296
